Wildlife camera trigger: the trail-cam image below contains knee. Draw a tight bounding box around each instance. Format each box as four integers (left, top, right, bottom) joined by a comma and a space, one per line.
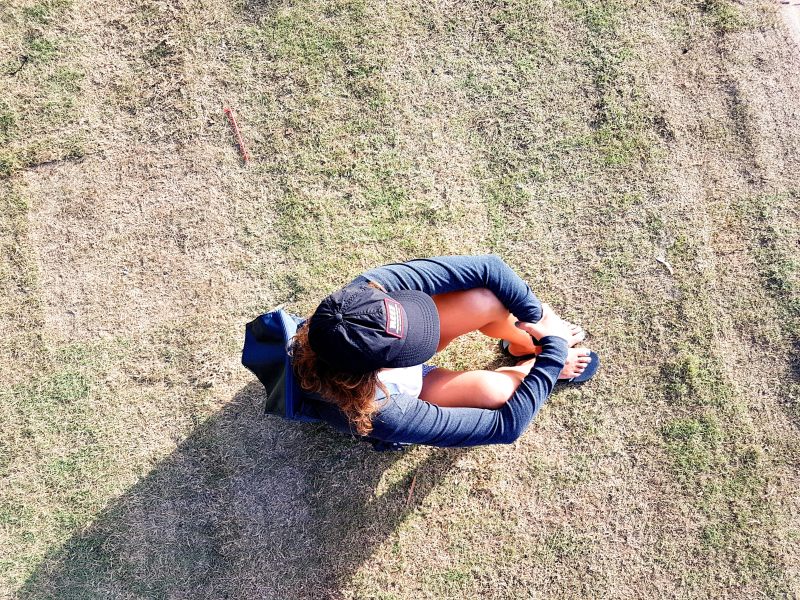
468, 288, 507, 320
474, 375, 515, 409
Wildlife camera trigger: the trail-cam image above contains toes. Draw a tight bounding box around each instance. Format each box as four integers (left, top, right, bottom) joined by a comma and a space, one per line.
562, 348, 592, 377
566, 366, 586, 377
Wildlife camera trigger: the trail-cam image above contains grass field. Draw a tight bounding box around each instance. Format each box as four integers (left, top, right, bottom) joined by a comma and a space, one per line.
1, 0, 799, 597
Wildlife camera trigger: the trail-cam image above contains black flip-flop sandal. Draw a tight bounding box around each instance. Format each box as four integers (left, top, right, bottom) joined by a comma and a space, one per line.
498, 339, 538, 361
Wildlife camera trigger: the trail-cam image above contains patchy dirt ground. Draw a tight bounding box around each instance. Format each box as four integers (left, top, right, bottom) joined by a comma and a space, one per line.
779, 0, 800, 43
1, 0, 799, 598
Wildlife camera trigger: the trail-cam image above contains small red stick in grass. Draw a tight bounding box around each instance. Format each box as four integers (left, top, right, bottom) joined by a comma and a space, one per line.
224, 106, 250, 163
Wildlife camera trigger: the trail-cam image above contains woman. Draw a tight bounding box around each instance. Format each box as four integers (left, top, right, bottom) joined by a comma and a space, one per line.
291, 255, 599, 448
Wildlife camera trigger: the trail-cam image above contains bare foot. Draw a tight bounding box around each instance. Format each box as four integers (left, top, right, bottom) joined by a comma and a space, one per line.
564, 322, 586, 347
506, 322, 585, 356
514, 347, 592, 379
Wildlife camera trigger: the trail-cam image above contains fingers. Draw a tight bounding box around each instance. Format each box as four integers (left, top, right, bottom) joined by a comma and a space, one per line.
515, 356, 536, 368
515, 320, 552, 338
514, 321, 538, 336
518, 312, 590, 345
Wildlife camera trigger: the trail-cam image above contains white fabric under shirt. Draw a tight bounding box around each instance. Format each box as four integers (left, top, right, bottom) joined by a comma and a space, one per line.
376, 364, 423, 399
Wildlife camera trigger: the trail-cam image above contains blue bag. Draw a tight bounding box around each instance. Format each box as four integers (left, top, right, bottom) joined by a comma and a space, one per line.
242, 309, 409, 451
241, 309, 317, 422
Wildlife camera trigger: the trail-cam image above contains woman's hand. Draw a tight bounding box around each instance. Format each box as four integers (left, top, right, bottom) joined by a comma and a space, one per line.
515, 303, 573, 342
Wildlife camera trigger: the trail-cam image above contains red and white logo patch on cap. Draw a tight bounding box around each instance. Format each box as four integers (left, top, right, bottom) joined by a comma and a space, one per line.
383, 298, 406, 338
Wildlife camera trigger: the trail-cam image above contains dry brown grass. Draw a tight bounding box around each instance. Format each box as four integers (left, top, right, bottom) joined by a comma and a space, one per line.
1, 0, 799, 598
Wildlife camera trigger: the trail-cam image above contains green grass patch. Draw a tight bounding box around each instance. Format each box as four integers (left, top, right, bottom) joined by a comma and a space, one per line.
47, 67, 84, 93
484, 176, 531, 251
0, 333, 216, 593
662, 414, 784, 590
22, 0, 72, 24
0, 151, 21, 179
0, 135, 86, 179
236, 1, 382, 100
647, 171, 792, 593
14, 370, 91, 407
0, 101, 16, 145
735, 193, 799, 341
541, 526, 589, 564
663, 414, 722, 477
231, 3, 459, 304
565, 0, 653, 167
786, 383, 800, 423
425, 567, 471, 594
42, 447, 107, 492
656, 250, 786, 591
7, 370, 95, 446
25, 35, 59, 62
661, 350, 734, 408
701, 0, 750, 33
0, 1, 86, 179
754, 248, 798, 331
0, 183, 43, 368
591, 242, 636, 287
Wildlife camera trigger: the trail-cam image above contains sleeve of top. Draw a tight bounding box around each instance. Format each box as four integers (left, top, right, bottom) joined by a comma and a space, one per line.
349, 254, 543, 324
365, 336, 568, 447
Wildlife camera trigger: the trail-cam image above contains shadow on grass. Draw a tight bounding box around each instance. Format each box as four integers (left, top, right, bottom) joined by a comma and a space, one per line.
20, 382, 463, 599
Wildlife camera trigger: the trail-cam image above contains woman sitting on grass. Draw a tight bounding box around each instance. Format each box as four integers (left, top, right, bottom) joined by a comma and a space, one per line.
291, 255, 599, 448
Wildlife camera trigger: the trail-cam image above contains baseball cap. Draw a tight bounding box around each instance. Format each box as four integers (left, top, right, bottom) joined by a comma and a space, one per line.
308, 283, 440, 374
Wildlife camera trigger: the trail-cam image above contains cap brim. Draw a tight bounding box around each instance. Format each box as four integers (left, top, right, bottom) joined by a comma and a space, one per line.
385, 290, 440, 368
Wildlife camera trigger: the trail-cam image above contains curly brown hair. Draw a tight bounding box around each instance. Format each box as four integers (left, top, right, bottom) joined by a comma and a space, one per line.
291, 317, 389, 437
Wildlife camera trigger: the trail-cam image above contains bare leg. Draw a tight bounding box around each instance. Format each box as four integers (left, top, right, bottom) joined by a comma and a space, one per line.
417, 289, 535, 408
433, 289, 585, 355
432, 289, 536, 355
420, 350, 591, 409
422, 289, 591, 409
419, 362, 533, 409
